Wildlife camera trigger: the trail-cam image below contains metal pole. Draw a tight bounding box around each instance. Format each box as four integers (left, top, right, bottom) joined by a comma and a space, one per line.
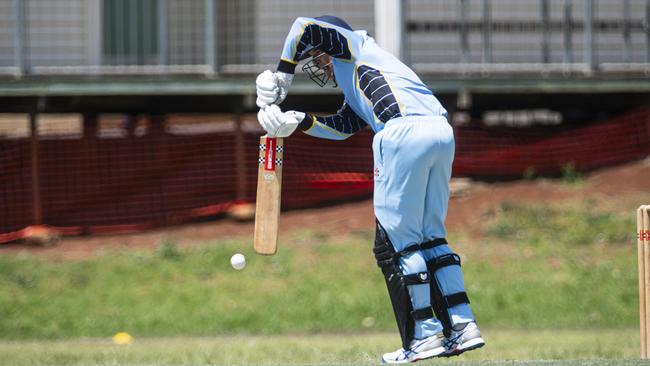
116, 0, 124, 65
143, 0, 151, 64
30, 113, 42, 225
584, 0, 595, 70
158, 0, 168, 66
105, 0, 114, 65
401, 0, 409, 65
482, 0, 492, 63
460, 0, 470, 63
130, 0, 138, 65
623, 0, 631, 63
234, 104, 246, 202
375, 0, 404, 60
563, 0, 573, 64
214, 0, 221, 69
541, 0, 550, 63
646, 0, 650, 62
14, 0, 26, 76
205, 0, 216, 74
85, 0, 102, 66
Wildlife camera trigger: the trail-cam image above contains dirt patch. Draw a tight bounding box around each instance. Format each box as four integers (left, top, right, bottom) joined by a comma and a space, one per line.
2, 158, 649, 260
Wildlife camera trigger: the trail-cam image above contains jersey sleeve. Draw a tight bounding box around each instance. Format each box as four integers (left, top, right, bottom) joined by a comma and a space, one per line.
277, 17, 361, 74
298, 102, 368, 140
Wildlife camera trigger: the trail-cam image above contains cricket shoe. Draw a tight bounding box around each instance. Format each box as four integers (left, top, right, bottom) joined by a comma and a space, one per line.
443, 321, 485, 357
381, 333, 446, 363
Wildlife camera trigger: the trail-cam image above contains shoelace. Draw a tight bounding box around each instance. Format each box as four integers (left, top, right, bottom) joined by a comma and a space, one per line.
443, 332, 464, 349
397, 349, 412, 361
395, 340, 425, 361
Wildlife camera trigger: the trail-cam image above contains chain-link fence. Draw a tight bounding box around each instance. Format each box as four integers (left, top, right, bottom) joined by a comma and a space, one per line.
0, 0, 648, 76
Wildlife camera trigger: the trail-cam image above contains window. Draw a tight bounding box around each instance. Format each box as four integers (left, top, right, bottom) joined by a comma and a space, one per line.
102, 0, 159, 65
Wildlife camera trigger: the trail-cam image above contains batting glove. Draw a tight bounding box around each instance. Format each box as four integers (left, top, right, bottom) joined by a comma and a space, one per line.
255, 70, 293, 108
257, 104, 304, 138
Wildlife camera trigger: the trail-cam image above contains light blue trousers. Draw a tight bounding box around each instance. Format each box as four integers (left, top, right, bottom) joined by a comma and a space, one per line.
373, 116, 474, 340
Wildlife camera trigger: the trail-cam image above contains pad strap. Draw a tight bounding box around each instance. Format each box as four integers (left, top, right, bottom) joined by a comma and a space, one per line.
397, 238, 448, 258
411, 307, 434, 320
428, 253, 461, 271
403, 271, 431, 285
374, 238, 448, 267
444, 292, 470, 307
428, 254, 471, 308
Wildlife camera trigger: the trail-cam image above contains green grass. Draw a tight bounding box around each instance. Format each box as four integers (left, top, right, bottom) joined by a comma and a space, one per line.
473, 200, 637, 328
0, 233, 391, 339
0, 199, 643, 362
483, 200, 634, 246
0, 329, 642, 365
561, 162, 583, 185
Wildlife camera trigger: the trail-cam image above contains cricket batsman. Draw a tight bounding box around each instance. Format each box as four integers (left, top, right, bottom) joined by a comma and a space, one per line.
255, 15, 484, 363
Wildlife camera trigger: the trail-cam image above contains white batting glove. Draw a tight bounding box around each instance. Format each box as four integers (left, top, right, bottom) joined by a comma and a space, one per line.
256, 70, 277, 107
257, 104, 304, 138
274, 71, 293, 105
255, 70, 293, 108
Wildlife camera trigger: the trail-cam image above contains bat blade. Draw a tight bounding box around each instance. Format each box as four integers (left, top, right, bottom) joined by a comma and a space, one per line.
253, 136, 283, 255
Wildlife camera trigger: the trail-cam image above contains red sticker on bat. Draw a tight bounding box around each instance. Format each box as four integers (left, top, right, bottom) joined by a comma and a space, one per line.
265, 138, 276, 171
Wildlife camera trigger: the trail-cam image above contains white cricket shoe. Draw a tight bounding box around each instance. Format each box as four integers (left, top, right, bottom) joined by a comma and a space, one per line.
443, 321, 485, 356
381, 333, 446, 363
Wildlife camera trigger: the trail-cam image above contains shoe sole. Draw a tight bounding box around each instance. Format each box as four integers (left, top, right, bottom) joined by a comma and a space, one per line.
443, 338, 485, 358
412, 346, 447, 362
381, 346, 446, 364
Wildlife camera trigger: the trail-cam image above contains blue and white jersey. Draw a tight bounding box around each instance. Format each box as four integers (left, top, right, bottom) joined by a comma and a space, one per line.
277, 16, 448, 140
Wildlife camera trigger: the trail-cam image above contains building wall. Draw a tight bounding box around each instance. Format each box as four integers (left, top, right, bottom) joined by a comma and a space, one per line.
167, 0, 206, 65
406, 0, 649, 64
0, 0, 647, 71
28, 0, 88, 67
0, 0, 17, 67
253, 0, 375, 65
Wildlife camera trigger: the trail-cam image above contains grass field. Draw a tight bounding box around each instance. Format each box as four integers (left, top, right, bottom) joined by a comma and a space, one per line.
0, 198, 643, 364
0, 330, 642, 365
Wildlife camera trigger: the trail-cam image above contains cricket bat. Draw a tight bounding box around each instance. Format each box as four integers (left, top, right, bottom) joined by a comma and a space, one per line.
253, 136, 284, 255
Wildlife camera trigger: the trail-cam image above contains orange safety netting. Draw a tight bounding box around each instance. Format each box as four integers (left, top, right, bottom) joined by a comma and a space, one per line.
0, 108, 648, 242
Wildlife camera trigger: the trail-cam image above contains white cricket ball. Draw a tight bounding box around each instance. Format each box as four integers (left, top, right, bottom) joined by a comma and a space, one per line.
230, 253, 246, 270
